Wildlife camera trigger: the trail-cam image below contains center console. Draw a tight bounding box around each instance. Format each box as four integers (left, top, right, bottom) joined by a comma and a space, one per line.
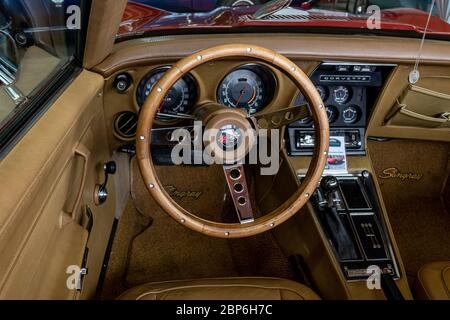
287, 62, 394, 156
283, 62, 408, 298
307, 172, 400, 281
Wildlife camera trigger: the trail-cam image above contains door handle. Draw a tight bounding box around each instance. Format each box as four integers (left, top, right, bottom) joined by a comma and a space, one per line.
60, 144, 90, 227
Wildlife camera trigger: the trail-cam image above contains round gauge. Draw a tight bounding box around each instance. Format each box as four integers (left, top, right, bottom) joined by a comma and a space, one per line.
342, 105, 361, 124
218, 65, 276, 115
326, 105, 339, 124
316, 85, 329, 101
333, 86, 351, 105
136, 67, 197, 120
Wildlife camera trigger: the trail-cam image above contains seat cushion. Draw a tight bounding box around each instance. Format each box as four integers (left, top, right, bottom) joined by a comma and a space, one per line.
414, 262, 450, 300
118, 277, 320, 300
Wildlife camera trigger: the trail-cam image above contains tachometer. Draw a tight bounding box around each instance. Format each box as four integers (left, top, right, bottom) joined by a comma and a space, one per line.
136, 67, 197, 120
218, 65, 276, 115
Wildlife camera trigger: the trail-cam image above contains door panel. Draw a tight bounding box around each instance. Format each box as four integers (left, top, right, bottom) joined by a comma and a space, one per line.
0, 70, 116, 299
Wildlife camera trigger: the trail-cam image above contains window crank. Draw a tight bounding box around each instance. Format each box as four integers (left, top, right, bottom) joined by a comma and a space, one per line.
94, 161, 117, 206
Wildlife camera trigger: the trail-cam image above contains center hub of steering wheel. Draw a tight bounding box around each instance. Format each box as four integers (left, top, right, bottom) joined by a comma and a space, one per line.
217, 125, 243, 151
202, 108, 256, 165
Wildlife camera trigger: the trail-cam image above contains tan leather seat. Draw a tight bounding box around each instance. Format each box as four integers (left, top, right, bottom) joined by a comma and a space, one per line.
414, 262, 450, 300
118, 277, 320, 300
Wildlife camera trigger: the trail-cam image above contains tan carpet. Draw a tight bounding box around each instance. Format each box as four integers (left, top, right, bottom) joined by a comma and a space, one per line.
369, 139, 450, 284
99, 200, 152, 300
100, 160, 295, 298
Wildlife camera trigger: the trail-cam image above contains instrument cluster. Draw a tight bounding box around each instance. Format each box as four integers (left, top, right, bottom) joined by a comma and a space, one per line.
287, 62, 390, 156
294, 84, 365, 127
133, 63, 276, 122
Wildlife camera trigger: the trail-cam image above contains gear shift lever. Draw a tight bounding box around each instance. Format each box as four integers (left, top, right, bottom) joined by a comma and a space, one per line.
321, 176, 344, 209
320, 176, 359, 260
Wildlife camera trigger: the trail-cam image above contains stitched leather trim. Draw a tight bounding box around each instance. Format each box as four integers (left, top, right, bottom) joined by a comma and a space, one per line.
136, 284, 307, 300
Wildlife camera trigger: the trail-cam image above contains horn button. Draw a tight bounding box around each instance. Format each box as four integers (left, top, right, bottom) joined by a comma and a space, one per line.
218, 125, 242, 151
201, 106, 256, 164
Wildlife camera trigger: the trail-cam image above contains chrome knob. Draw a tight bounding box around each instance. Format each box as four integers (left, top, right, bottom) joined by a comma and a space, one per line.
94, 161, 116, 206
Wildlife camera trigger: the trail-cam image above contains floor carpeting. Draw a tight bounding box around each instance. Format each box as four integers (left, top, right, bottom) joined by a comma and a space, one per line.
368, 139, 450, 285
100, 160, 295, 298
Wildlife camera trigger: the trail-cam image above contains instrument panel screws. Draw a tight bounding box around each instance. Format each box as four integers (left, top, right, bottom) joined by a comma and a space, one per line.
319, 104, 324, 109
246, 48, 252, 53
149, 184, 155, 189
139, 135, 145, 141
270, 223, 275, 227
181, 219, 186, 224
225, 232, 230, 236
157, 87, 162, 93
291, 67, 296, 72
305, 193, 310, 198
197, 55, 203, 61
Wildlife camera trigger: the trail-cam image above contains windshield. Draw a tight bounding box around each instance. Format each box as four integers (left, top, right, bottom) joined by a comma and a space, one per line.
119, 0, 450, 40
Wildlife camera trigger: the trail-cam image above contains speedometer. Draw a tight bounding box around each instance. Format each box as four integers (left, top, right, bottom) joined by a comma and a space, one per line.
136, 67, 197, 120
217, 65, 276, 115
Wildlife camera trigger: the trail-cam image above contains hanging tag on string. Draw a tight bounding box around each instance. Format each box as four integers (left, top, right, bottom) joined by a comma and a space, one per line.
409, 0, 436, 85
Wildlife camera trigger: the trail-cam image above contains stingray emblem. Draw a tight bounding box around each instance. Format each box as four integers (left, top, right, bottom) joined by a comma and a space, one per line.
165, 185, 203, 200
378, 167, 423, 181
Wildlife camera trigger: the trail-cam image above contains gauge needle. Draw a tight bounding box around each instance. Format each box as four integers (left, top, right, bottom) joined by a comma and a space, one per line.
235, 88, 246, 106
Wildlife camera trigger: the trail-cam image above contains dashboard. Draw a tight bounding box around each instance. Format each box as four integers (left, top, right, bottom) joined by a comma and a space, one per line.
107, 57, 393, 158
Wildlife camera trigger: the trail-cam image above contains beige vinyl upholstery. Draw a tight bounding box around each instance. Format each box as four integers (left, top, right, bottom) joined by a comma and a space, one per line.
414, 262, 450, 300
118, 278, 320, 300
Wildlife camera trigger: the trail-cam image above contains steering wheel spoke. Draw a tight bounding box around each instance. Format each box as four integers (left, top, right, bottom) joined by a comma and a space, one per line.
252, 103, 310, 129
223, 164, 255, 224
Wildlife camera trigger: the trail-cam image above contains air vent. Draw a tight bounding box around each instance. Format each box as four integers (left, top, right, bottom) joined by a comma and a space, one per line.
114, 111, 138, 140
255, 8, 362, 22
261, 13, 353, 21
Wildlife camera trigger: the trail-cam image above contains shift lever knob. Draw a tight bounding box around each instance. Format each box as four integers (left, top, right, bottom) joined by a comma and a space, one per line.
321, 176, 339, 194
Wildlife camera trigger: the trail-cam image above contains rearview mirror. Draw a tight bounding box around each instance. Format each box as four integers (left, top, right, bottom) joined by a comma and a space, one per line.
252, 0, 292, 19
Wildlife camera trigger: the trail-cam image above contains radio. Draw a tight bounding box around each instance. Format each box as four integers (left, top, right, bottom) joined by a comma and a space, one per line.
287, 128, 365, 156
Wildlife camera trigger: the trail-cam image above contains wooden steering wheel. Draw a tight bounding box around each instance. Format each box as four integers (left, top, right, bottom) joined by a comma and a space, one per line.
136, 44, 329, 238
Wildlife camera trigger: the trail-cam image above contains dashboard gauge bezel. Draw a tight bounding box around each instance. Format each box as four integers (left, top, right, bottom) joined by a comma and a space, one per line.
342, 105, 362, 124
136, 66, 198, 123
216, 63, 277, 115
332, 85, 352, 105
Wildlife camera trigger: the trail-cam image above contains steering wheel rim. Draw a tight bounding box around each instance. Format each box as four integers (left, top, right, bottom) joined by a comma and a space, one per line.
136, 44, 330, 238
